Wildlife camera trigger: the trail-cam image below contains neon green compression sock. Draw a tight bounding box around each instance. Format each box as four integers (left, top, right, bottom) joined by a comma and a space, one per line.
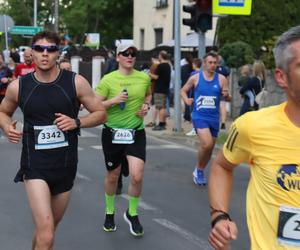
128, 196, 140, 216
105, 193, 115, 215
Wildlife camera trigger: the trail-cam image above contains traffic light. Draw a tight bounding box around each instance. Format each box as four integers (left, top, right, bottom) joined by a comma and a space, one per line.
182, 0, 212, 33
182, 4, 198, 31
196, 0, 212, 33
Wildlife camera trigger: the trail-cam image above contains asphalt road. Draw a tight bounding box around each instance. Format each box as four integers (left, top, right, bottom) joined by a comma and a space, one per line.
0, 110, 250, 250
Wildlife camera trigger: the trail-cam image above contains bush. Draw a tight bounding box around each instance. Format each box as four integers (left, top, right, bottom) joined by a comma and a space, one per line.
220, 41, 254, 68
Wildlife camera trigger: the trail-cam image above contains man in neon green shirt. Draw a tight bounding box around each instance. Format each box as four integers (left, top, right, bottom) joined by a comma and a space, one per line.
208, 25, 300, 249
96, 42, 151, 237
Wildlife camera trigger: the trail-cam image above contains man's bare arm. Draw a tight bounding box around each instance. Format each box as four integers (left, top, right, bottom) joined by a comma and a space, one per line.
137, 87, 152, 118
208, 150, 238, 249
181, 74, 197, 106
219, 75, 231, 101
0, 79, 23, 143
54, 74, 107, 131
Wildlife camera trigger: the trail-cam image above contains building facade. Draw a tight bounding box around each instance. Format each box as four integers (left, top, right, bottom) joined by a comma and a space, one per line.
133, 0, 217, 50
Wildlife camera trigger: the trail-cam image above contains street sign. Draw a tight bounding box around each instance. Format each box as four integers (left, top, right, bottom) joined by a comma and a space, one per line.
9, 26, 43, 35
213, 0, 252, 15
0, 15, 14, 32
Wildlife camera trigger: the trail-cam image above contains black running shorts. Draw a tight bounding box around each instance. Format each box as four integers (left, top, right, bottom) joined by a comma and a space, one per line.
14, 165, 77, 195
101, 128, 146, 171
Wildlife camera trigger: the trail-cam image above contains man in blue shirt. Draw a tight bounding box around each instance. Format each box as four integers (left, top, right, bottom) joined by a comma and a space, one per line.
181, 52, 229, 185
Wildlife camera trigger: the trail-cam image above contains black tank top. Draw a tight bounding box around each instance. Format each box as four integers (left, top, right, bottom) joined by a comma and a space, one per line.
18, 69, 80, 169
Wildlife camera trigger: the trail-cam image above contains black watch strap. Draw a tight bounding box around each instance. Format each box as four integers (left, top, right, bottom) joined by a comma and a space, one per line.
75, 118, 81, 129
211, 212, 232, 228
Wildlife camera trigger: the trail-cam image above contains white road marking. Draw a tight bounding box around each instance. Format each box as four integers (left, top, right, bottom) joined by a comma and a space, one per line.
80, 129, 98, 138
147, 134, 198, 153
153, 218, 212, 249
90, 144, 182, 150
120, 194, 157, 211
76, 172, 92, 182
147, 144, 182, 149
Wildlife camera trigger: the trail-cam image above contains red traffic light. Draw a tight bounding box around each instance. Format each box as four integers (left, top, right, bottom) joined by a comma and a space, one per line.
196, 0, 212, 11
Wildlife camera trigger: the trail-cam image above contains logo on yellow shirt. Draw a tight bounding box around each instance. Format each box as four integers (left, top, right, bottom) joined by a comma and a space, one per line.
277, 164, 300, 191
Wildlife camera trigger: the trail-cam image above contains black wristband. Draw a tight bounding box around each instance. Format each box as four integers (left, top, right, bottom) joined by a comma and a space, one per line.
75, 118, 81, 128
74, 118, 81, 136
211, 213, 232, 228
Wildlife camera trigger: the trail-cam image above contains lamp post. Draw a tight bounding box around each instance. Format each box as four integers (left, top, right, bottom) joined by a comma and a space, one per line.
34, 0, 37, 26
173, 0, 182, 133
54, 0, 59, 32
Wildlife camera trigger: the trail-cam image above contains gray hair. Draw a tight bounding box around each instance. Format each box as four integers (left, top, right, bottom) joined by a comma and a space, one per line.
273, 25, 300, 72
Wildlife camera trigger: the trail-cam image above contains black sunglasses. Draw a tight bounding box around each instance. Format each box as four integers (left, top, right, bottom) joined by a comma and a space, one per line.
32, 45, 59, 53
119, 50, 137, 58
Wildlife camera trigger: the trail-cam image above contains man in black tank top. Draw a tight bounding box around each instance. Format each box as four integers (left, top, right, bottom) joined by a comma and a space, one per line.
0, 31, 107, 250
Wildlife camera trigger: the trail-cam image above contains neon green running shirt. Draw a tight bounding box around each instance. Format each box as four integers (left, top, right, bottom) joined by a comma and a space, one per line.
96, 70, 151, 129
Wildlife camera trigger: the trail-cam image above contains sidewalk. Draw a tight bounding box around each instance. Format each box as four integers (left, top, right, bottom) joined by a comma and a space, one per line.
144, 108, 233, 149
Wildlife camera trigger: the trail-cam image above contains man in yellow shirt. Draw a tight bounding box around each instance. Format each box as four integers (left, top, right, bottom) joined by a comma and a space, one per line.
208, 25, 300, 249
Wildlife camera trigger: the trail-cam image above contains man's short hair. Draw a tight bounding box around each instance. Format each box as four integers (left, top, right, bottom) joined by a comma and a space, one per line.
31, 31, 60, 46
159, 50, 169, 60
203, 51, 218, 60
273, 25, 300, 72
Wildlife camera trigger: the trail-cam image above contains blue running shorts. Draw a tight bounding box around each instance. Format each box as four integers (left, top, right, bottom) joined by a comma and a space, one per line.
192, 119, 219, 138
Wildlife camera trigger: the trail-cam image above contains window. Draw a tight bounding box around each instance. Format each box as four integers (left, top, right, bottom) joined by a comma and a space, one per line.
156, 0, 168, 9
140, 29, 145, 50
154, 28, 163, 46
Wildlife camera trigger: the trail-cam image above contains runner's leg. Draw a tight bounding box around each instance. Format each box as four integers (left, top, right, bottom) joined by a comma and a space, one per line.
196, 128, 216, 169
51, 191, 72, 229
127, 155, 144, 197
24, 179, 55, 250
104, 166, 121, 195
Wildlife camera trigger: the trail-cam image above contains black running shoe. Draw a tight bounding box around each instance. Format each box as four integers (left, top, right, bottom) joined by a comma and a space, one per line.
123, 210, 144, 237
103, 214, 116, 232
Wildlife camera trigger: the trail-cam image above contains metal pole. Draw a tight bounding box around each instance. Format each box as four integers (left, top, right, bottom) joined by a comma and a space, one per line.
198, 31, 205, 59
54, 0, 59, 32
4, 15, 8, 50
34, 0, 37, 26
173, 0, 182, 132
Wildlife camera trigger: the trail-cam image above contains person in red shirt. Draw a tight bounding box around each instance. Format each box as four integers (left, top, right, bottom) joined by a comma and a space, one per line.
14, 48, 35, 79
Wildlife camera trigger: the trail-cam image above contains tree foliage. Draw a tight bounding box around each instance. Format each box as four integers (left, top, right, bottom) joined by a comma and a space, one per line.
220, 41, 254, 68
60, 0, 133, 46
217, 0, 300, 67
1, 0, 133, 48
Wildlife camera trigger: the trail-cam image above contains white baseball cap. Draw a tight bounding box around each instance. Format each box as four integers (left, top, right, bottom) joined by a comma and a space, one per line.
116, 42, 137, 55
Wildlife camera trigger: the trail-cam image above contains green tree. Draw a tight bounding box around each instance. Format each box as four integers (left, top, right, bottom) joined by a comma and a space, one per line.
60, 0, 133, 46
217, 0, 300, 57
220, 41, 254, 68
1, 0, 60, 47
1, 0, 133, 47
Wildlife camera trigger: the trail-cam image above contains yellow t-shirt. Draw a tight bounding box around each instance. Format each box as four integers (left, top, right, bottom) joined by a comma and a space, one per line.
223, 102, 300, 250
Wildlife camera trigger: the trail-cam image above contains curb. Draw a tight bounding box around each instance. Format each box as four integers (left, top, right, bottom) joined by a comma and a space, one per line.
145, 127, 227, 150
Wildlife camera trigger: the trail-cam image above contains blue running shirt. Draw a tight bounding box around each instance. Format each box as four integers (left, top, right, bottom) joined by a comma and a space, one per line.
192, 70, 221, 121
